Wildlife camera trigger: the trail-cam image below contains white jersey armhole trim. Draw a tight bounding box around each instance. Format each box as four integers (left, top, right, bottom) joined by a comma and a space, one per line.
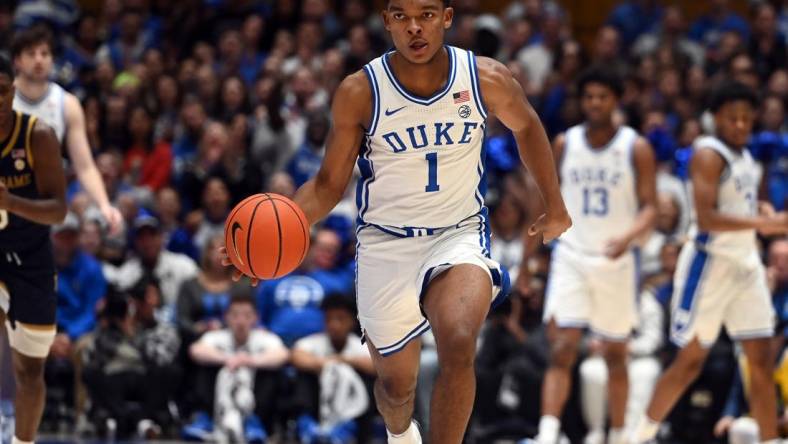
467, 50, 488, 120
361, 65, 380, 136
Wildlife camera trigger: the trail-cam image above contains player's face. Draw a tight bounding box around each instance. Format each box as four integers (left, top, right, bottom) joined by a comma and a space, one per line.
14, 42, 53, 82
581, 82, 618, 127
0, 74, 14, 122
383, 0, 453, 64
714, 100, 756, 148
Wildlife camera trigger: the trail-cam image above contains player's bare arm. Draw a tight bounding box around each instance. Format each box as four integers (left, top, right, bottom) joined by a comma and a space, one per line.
0, 120, 66, 225
604, 136, 657, 258
293, 71, 371, 225
63, 92, 122, 231
693, 147, 787, 233
476, 56, 571, 242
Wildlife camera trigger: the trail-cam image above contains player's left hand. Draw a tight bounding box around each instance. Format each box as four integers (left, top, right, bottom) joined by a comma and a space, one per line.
604, 235, 630, 259
0, 180, 9, 210
100, 204, 124, 235
528, 209, 572, 244
219, 246, 259, 287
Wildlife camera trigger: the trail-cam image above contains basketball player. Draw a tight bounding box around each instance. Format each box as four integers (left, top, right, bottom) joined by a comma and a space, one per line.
533, 67, 657, 444
0, 56, 68, 444
11, 26, 122, 232
629, 83, 786, 444
222, 1, 571, 442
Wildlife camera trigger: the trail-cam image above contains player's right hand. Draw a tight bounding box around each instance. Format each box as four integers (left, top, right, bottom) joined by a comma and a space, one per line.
528, 209, 572, 244
219, 246, 259, 287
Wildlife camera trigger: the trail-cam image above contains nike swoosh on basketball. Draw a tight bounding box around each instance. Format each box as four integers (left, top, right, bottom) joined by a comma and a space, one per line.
385, 106, 406, 116
231, 221, 245, 266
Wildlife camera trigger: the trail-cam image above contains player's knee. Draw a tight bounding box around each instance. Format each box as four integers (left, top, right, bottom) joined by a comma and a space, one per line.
549, 337, 579, 369
437, 327, 477, 370
13, 357, 45, 387
378, 374, 417, 406
602, 343, 628, 370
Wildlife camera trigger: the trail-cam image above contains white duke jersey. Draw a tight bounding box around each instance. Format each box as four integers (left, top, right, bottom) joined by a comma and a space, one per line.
559, 124, 639, 255
13, 82, 67, 144
688, 136, 761, 263
357, 45, 488, 230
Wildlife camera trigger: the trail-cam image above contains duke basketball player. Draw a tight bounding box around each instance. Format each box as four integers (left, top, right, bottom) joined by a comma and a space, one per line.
0, 56, 68, 444
630, 83, 787, 444
11, 26, 122, 232
534, 67, 657, 444
221, 1, 571, 443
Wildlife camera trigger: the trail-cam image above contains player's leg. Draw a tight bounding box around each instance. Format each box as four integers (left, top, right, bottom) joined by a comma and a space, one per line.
539, 322, 584, 442
601, 339, 628, 442
8, 327, 52, 443
739, 337, 779, 442
630, 338, 709, 442
367, 338, 422, 441
421, 263, 491, 444
579, 356, 608, 444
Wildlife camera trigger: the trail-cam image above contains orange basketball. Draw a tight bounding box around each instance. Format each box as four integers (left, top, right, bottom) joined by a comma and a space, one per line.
224, 193, 310, 280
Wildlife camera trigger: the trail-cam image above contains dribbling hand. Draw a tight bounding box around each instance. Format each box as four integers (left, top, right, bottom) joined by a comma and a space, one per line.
219, 246, 259, 287
528, 209, 572, 244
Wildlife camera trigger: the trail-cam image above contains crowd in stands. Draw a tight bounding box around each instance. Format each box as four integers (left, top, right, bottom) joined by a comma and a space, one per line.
0, 0, 787, 442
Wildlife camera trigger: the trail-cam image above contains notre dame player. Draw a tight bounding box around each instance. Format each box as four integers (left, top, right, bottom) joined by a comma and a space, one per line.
0, 56, 66, 444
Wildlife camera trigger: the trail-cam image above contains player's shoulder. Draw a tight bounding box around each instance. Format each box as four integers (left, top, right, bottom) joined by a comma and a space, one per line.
337, 69, 372, 102
332, 69, 373, 123
474, 56, 511, 86
28, 114, 57, 142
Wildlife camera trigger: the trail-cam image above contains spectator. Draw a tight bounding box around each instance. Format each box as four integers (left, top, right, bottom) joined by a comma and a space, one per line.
103, 211, 198, 322
749, 3, 786, 82
285, 111, 329, 188
689, 0, 750, 47
292, 294, 374, 444
172, 95, 208, 179
606, 0, 662, 48
490, 194, 527, 279
52, 212, 107, 345
123, 104, 173, 192
191, 178, 231, 253
188, 293, 289, 442
177, 234, 245, 345
257, 228, 354, 346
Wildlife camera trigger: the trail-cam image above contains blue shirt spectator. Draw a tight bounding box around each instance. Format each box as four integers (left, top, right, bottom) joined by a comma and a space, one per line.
285, 112, 329, 188
606, 0, 662, 48
256, 228, 354, 346
52, 213, 107, 340
688, 1, 749, 46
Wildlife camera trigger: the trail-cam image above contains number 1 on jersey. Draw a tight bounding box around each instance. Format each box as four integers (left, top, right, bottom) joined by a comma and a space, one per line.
425, 152, 440, 192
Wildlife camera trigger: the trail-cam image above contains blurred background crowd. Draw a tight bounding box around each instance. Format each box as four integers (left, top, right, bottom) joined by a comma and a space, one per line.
0, 0, 787, 442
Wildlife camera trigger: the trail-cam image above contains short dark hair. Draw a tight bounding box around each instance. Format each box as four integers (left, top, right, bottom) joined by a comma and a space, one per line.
229, 291, 257, 311
708, 80, 759, 112
320, 294, 356, 315
577, 65, 623, 98
0, 56, 13, 81
11, 25, 55, 58
388, 0, 450, 7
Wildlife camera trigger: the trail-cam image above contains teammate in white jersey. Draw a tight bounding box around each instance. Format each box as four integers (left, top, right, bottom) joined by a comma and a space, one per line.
534, 67, 657, 444
221, 1, 571, 442
11, 26, 122, 232
629, 83, 787, 444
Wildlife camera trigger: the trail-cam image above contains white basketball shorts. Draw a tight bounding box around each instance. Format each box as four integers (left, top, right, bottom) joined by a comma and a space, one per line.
355, 213, 510, 356
670, 242, 774, 347
543, 242, 638, 340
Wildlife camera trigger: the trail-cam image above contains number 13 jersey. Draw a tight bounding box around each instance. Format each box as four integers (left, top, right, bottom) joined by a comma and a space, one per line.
558, 124, 639, 256
358, 46, 488, 230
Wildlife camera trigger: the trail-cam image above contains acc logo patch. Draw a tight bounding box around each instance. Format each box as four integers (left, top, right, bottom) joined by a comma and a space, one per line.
458, 105, 471, 119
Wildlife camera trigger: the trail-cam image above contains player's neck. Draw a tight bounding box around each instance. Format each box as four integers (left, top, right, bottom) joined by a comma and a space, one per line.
15, 76, 50, 102
388, 47, 450, 98
584, 121, 618, 149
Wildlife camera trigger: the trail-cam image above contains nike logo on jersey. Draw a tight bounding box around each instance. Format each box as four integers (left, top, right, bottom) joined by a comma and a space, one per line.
384, 106, 406, 116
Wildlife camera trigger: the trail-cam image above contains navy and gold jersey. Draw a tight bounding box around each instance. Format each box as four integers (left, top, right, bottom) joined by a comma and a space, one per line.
0, 111, 50, 251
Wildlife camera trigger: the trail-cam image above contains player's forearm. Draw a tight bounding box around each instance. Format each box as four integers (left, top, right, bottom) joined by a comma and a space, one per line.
697, 211, 768, 232
293, 176, 344, 226
515, 125, 566, 214
248, 348, 290, 369
6, 194, 66, 225
75, 164, 112, 209
622, 204, 657, 245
